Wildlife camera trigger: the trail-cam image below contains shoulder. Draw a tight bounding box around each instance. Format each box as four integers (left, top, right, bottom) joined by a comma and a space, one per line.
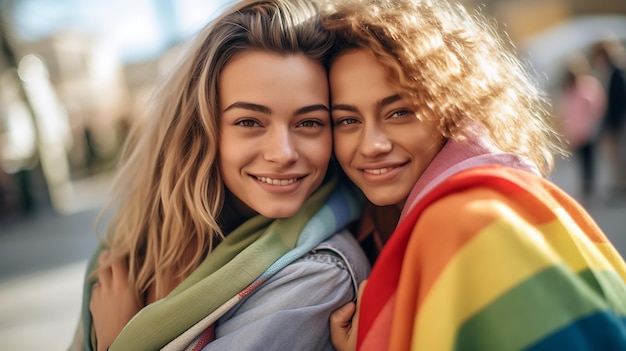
240, 229, 369, 302
313, 230, 370, 269
398, 183, 546, 280
213, 231, 368, 347
408, 167, 561, 246
416, 186, 522, 236
299, 229, 370, 288
240, 229, 370, 308
401, 163, 611, 269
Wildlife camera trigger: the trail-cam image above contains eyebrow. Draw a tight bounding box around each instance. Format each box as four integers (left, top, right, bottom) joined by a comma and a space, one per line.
223, 102, 271, 114
380, 94, 402, 107
331, 94, 402, 112
295, 104, 330, 115
223, 102, 329, 115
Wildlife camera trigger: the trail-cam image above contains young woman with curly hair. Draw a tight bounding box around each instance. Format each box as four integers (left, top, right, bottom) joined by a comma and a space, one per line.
321, 0, 626, 350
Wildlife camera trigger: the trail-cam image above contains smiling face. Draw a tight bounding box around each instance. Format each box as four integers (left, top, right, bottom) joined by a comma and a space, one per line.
330, 49, 444, 208
219, 50, 331, 218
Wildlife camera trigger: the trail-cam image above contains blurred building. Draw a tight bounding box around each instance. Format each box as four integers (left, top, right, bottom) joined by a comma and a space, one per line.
1, 0, 624, 217
461, 0, 626, 90
0, 68, 39, 217
123, 41, 187, 125
17, 30, 130, 178
466, 0, 626, 42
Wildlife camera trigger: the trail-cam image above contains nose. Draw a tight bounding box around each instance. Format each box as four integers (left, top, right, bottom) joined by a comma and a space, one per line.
264, 126, 299, 164
358, 123, 392, 157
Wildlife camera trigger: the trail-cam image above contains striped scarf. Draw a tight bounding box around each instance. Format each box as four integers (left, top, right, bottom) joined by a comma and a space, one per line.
80, 176, 361, 350
357, 165, 626, 350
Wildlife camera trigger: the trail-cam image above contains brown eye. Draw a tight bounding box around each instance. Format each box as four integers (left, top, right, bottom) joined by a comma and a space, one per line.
298, 120, 323, 128
235, 119, 260, 127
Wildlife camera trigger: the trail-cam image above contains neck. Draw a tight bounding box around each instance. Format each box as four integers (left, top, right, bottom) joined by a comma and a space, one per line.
219, 188, 257, 234
396, 199, 407, 213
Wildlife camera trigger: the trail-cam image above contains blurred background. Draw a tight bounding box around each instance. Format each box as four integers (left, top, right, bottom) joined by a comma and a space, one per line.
0, 0, 625, 350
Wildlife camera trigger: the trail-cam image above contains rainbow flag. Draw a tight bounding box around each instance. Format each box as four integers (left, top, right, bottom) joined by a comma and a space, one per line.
358, 165, 626, 350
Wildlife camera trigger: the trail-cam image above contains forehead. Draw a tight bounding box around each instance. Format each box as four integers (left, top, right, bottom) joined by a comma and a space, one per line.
329, 49, 397, 103
219, 50, 329, 112
221, 50, 326, 85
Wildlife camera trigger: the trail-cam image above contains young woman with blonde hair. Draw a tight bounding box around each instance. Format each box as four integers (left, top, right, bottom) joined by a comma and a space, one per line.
69, 0, 369, 350
321, 0, 626, 349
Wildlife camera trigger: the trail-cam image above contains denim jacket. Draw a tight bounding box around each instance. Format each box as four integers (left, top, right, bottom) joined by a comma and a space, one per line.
202, 229, 370, 350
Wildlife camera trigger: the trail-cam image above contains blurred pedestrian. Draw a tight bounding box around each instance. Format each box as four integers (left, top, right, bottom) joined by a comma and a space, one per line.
555, 52, 606, 198
591, 36, 626, 198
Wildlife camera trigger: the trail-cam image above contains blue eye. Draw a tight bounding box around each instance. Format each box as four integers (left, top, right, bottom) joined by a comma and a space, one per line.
390, 109, 410, 119
335, 118, 359, 126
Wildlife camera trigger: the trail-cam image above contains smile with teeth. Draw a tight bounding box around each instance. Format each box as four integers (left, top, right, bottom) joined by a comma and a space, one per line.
362, 167, 395, 175
255, 176, 301, 185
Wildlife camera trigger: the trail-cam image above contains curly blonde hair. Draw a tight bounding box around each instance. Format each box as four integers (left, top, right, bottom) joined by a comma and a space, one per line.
321, 0, 566, 176
99, 0, 332, 299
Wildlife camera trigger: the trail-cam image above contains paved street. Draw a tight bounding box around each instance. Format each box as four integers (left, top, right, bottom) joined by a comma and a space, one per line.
0, 175, 107, 350
0, 154, 625, 351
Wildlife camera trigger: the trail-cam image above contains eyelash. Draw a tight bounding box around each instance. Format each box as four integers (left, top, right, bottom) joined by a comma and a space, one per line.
234, 119, 261, 128
333, 109, 411, 126
234, 118, 324, 128
389, 109, 411, 119
334, 118, 358, 127
298, 120, 324, 128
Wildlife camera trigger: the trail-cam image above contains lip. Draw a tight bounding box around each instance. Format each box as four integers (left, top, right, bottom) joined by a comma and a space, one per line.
357, 162, 408, 182
249, 173, 308, 193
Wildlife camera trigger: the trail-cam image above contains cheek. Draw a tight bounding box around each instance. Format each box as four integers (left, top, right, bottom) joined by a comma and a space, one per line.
408, 126, 443, 159
217, 150, 237, 178
218, 136, 236, 166
219, 133, 251, 169
306, 133, 333, 168
333, 132, 356, 165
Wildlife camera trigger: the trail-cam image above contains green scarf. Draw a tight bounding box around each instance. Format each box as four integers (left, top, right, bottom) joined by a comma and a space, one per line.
82, 177, 357, 350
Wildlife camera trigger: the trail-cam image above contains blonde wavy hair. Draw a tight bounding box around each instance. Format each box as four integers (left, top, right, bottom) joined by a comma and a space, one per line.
321, 0, 566, 176
99, 0, 332, 299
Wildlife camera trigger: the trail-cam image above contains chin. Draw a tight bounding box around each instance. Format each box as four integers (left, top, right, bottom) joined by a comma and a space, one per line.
369, 200, 395, 207
365, 193, 402, 207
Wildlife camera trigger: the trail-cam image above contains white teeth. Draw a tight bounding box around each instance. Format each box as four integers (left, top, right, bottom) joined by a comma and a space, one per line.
257, 176, 298, 185
363, 167, 393, 175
